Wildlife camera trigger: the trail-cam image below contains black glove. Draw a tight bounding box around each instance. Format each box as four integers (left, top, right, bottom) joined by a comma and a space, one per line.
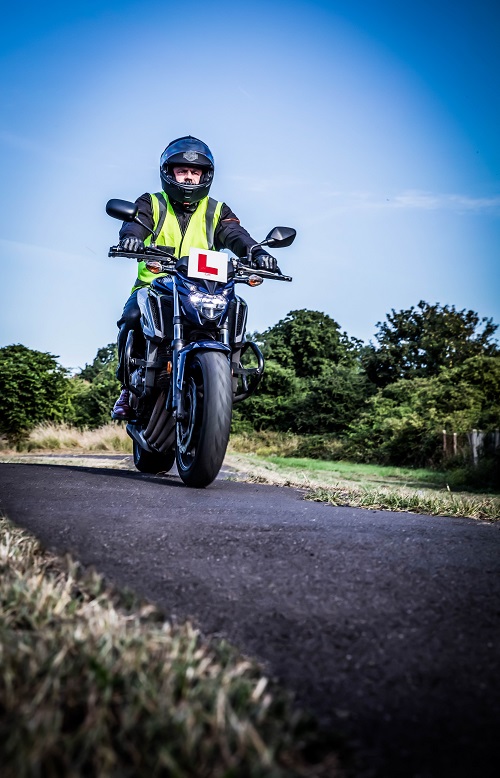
255, 253, 278, 272
119, 236, 144, 253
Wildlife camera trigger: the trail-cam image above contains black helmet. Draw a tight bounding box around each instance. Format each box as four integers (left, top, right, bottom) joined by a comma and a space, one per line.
160, 136, 214, 206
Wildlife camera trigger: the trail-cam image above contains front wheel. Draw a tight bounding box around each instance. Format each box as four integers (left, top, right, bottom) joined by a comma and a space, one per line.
176, 351, 232, 488
133, 440, 175, 474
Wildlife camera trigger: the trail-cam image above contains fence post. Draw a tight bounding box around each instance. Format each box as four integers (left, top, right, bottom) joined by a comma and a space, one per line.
470, 429, 477, 467
442, 429, 447, 456
453, 432, 458, 456
469, 429, 486, 467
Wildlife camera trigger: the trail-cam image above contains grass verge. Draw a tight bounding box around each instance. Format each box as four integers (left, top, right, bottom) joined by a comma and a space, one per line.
305, 485, 499, 521
225, 453, 500, 521
0, 515, 341, 778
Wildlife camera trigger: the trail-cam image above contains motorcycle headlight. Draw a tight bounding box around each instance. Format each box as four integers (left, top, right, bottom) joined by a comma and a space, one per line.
189, 292, 227, 320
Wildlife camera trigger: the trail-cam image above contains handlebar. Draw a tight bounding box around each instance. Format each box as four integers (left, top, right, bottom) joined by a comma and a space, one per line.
108, 246, 293, 282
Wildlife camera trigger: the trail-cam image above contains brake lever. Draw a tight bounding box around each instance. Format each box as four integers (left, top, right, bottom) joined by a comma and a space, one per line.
108, 245, 176, 262
235, 262, 292, 282
146, 245, 175, 259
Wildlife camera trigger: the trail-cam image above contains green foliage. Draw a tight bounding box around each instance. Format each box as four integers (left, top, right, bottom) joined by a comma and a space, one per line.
449, 354, 500, 429
230, 429, 346, 460
233, 360, 303, 431
258, 309, 361, 378
5, 301, 498, 481
0, 345, 71, 442
291, 366, 375, 434
235, 360, 371, 436
283, 435, 347, 460
363, 300, 499, 387
347, 356, 500, 467
235, 310, 369, 435
444, 455, 500, 492
70, 343, 120, 429
79, 343, 118, 382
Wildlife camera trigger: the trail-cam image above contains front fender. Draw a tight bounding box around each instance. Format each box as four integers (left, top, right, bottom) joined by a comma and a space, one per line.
176, 341, 231, 396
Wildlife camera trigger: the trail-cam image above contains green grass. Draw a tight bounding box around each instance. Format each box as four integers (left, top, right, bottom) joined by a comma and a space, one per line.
0, 515, 341, 778
262, 456, 447, 488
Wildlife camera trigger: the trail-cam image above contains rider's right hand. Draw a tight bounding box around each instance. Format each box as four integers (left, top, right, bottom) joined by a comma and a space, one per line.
119, 237, 145, 252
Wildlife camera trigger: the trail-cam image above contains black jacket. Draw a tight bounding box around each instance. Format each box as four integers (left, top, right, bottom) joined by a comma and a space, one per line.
119, 193, 266, 259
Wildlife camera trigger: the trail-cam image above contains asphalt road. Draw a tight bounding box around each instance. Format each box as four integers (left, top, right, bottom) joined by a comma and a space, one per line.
1, 462, 499, 778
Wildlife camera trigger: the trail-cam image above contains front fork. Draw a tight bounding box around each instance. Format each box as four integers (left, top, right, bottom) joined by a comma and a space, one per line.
170, 281, 231, 419
171, 279, 184, 417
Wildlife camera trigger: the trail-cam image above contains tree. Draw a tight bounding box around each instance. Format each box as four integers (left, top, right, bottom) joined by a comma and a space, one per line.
233, 310, 368, 435
71, 343, 121, 428
233, 361, 303, 432
347, 355, 500, 466
79, 343, 118, 382
0, 344, 71, 442
363, 301, 498, 387
291, 365, 374, 434
258, 309, 362, 378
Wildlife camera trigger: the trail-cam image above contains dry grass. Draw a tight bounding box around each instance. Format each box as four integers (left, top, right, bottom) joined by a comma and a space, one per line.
0, 515, 341, 778
305, 485, 499, 521
230, 430, 345, 460
231, 431, 307, 457
0, 422, 132, 454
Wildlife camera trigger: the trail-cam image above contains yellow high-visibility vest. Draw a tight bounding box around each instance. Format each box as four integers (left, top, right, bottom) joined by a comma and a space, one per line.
132, 192, 223, 292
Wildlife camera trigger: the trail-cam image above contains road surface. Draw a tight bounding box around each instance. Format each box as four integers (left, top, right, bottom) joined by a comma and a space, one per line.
1, 461, 499, 777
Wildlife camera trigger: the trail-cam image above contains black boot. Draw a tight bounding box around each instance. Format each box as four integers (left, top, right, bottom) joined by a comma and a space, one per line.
111, 387, 131, 420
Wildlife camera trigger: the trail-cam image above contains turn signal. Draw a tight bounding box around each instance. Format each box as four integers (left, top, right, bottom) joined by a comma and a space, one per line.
166, 361, 172, 374
248, 274, 264, 287
145, 260, 162, 274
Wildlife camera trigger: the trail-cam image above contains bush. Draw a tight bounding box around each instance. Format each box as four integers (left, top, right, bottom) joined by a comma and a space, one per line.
346, 357, 500, 469
230, 430, 346, 460
293, 435, 347, 460
291, 367, 374, 435
70, 344, 121, 429
0, 345, 72, 443
444, 454, 500, 492
233, 361, 303, 432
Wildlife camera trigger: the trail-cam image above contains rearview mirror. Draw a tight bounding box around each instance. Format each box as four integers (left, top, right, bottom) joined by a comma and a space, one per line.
106, 199, 138, 222
264, 226, 296, 248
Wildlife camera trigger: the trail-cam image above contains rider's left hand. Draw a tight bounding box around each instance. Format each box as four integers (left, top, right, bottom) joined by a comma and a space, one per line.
255, 253, 278, 272
119, 236, 145, 253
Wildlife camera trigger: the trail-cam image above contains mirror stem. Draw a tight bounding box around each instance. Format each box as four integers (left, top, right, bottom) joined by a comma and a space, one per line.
248, 242, 263, 263
134, 216, 154, 236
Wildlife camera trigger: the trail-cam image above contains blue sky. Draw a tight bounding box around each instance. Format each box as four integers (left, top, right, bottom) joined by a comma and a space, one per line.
0, 0, 498, 370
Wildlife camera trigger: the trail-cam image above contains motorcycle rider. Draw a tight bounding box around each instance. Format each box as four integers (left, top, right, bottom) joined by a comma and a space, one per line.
112, 135, 278, 420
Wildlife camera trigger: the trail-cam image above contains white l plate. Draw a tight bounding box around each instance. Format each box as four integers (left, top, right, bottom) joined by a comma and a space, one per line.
187, 247, 228, 283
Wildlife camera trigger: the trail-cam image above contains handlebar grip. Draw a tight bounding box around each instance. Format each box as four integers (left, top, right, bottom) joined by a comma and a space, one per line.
237, 263, 292, 282
108, 248, 145, 259
108, 246, 175, 262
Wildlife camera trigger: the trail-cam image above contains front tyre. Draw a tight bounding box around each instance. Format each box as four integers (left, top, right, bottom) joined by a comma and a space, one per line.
133, 440, 175, 474
176, 351, 232, 488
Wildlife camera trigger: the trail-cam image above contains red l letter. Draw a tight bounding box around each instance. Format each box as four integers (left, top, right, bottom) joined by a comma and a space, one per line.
197, 253, 218, 275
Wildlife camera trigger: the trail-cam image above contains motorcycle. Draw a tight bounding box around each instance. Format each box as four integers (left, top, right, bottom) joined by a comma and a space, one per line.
106, 198, 295, 488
